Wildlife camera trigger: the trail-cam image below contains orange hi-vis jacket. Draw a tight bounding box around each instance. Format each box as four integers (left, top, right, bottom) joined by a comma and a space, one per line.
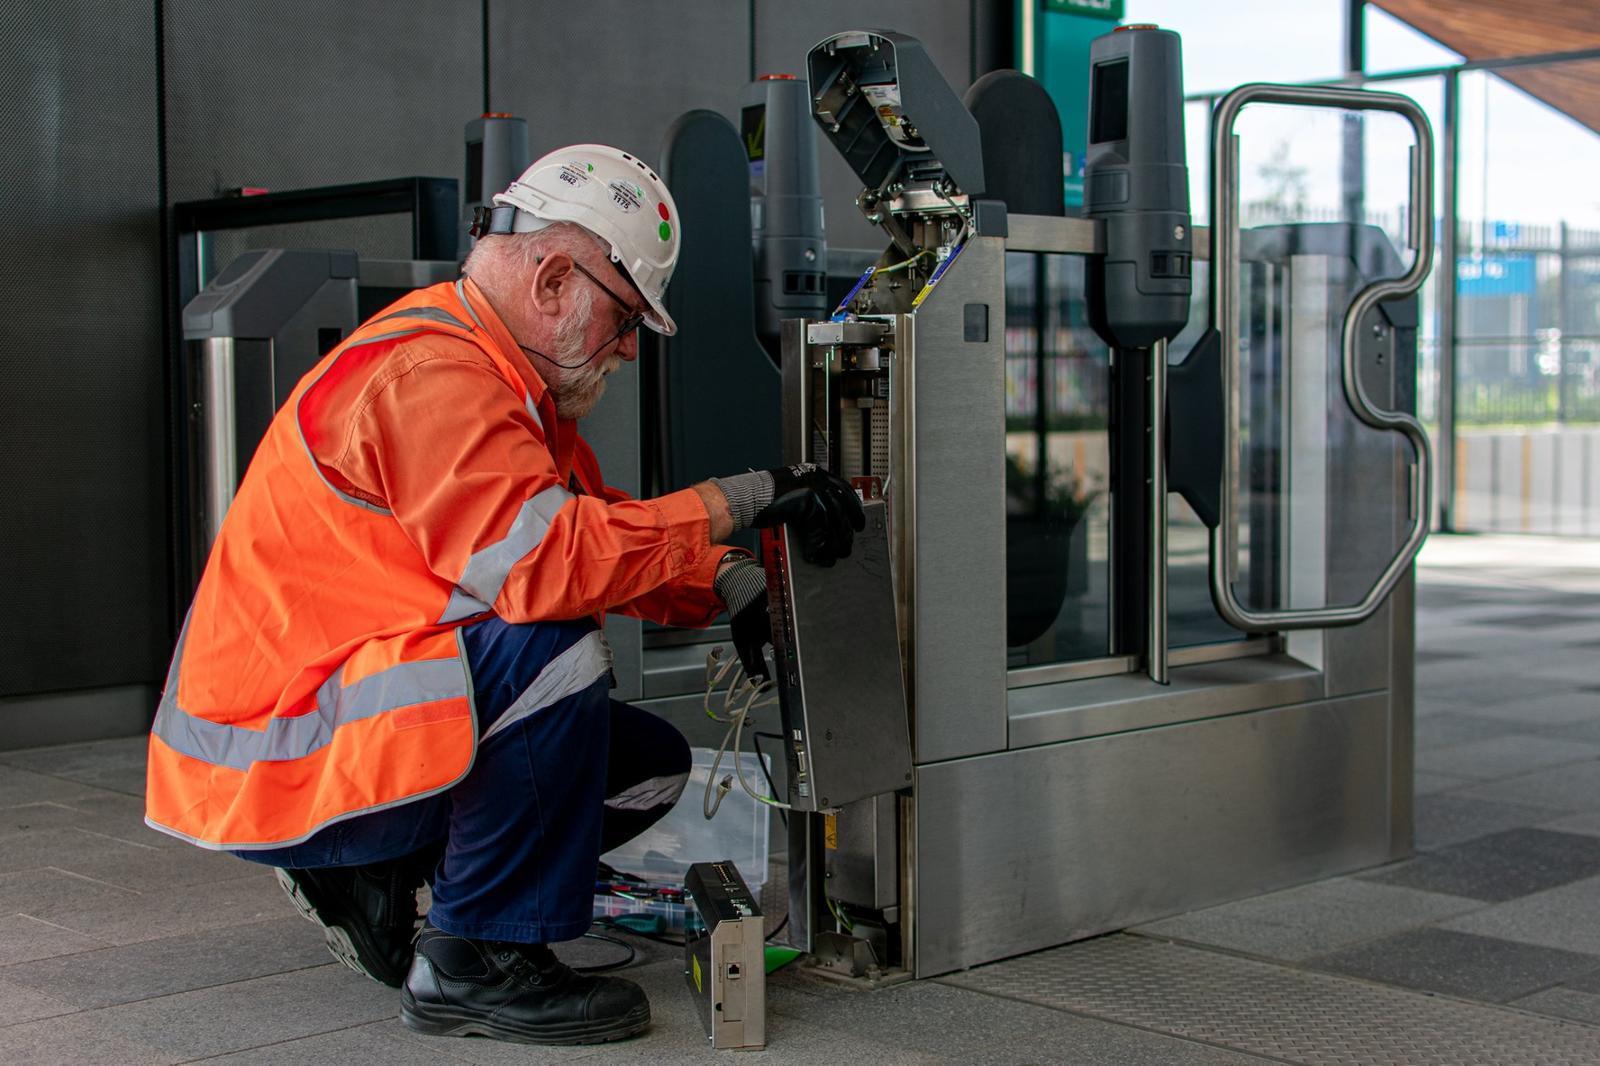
146, 278, 725, 850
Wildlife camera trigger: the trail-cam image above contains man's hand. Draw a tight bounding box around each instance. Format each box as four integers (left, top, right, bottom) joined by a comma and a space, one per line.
750, 465, 865, 567
708, 463, 865, 566
715, 556, 772, 679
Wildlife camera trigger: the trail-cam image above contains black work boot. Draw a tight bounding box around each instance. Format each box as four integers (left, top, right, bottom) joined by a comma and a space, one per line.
275, 853, 431, 988
400, 922, 651, 1045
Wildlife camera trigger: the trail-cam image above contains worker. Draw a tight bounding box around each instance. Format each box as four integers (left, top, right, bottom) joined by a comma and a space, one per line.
144, 144, 863, 1046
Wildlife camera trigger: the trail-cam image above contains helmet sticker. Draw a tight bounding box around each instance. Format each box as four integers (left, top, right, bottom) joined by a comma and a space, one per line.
558, 162, 592, 187
608, 179, 643, 213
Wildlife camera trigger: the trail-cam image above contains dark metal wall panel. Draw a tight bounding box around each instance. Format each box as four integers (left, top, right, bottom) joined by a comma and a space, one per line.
488, 0, 750, 165
0, 0, 166, 697
754, 0, 1012, 250
163, 0, 480, 262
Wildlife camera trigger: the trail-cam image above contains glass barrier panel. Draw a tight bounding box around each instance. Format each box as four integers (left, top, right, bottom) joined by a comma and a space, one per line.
1221, 101, 1423, 617
1003, 251, 1113, 667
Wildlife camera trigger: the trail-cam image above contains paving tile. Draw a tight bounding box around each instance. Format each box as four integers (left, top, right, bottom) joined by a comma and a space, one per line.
0, 913, 109, 966
0, 867, 141, 926
1456, 760, 1600, 811
1310, 928, 1600, 1003
1510, 987, 1600, 1026
1436, 690, 1600, 727
391, 950, 1271, 1066
29, 869, 299, 947
0, 801, 103, 837
1414, 770, 1475, 796
1130, 878, 1481, 962
1414, 714, 1522, 752
0, 963, 396, 1064
1416, 735, 1600, 780
1541, 811, 1600, 838
776, 974, 1269, 1066
0, 737, 150, 797
0, 793, 190, 861
1541, 717, 1600, 746
1361, 828, 1600, 901
1466, 611, 1599, 630
52, 829, 253, 892
0, 825, 164, 876
0, 916, 329, 1008
170, 1021, 479, 1065
0, 975, 79, 1026
0, 767, 114, 808
1566, 967, 1600, 994
1413, 793, 1558, 851
1441, 875, 1600, 955
1415, 649, 1473, 664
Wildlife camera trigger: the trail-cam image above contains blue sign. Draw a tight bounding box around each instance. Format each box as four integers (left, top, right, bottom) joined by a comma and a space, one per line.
1458, 254, 1536, 297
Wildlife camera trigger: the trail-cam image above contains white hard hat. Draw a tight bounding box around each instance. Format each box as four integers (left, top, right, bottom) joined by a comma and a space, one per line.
480, 144, 681, 336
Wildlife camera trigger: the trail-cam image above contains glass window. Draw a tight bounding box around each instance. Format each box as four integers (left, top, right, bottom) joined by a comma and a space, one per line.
1004, 252, 1112, 666
1453, 62, 1600, 532
1126, 0, 1346, 92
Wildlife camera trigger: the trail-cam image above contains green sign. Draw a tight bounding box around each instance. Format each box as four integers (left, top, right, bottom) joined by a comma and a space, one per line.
1043, 0, 1124, 19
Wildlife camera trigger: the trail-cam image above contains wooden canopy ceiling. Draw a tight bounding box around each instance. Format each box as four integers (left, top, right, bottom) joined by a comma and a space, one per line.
1372, 0, 1600, 133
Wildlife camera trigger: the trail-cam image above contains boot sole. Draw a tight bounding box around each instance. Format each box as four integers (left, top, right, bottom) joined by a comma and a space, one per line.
275, 868, 407, 988
399, 987, 651, 1046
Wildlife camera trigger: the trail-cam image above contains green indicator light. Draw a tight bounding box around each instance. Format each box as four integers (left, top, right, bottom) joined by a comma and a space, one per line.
586, 163, 594, 172
659, 221, 671, 241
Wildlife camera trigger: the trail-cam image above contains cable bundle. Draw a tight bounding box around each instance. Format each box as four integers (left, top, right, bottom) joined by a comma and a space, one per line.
701, 646, 793, 820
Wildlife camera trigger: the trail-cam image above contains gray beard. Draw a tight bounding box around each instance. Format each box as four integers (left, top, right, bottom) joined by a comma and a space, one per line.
553, 370, 606, 420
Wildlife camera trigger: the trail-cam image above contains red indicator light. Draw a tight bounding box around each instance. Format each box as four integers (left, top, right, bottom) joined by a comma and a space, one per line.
657, 202, 670, 220
758, 73, 797, 80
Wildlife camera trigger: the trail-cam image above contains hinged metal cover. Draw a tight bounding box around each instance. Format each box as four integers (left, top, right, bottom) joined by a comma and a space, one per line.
806, 30, 986, 204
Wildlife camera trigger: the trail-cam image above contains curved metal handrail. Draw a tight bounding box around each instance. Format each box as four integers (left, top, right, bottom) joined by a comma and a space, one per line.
1209, 83, 1435, 632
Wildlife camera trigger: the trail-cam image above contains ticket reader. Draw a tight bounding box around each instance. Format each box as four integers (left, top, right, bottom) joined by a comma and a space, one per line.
767, 26, 1436, 980
1083, 25, 1191, 685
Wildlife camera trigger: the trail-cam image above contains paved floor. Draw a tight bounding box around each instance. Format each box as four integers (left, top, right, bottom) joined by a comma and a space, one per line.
0, 533, 1597, 1063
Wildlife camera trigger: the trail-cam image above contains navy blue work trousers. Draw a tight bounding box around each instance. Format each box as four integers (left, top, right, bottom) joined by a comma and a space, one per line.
237, 616, 691, 945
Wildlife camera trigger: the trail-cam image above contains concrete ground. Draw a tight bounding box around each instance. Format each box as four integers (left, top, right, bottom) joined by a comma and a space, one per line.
0, 533, 1597, 1063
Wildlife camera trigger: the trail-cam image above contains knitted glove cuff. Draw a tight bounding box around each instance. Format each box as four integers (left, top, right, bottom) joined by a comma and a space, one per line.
709, 470, 776, 531
714, 557, 768, 615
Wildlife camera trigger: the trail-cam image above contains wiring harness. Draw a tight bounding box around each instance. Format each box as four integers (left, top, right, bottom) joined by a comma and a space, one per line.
701, 646, 793, 821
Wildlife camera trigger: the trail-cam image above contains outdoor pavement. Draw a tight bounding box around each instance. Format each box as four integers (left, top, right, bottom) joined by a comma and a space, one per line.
0, 533, 1596, 1063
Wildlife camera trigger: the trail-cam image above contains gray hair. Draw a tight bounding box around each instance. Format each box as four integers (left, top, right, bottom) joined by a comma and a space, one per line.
461, 222, 611, 290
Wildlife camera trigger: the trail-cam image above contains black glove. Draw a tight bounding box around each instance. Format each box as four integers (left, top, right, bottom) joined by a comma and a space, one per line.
729, 591, 774, 680
751, 464, 866, 567
716, 557, 773, 680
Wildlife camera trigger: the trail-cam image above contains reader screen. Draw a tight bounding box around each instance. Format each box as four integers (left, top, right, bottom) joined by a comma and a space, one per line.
1090, 60, 1129, 144
741, 105, 766, 162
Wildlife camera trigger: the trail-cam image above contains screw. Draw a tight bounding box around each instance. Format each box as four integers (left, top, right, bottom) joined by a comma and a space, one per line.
825, 729, 834, 741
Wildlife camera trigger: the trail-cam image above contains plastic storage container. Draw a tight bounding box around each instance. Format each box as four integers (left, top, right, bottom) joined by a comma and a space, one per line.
595, 747, 772, 929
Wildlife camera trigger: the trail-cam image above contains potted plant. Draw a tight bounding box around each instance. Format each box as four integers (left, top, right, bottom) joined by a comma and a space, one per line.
1005, 452, 1097, 648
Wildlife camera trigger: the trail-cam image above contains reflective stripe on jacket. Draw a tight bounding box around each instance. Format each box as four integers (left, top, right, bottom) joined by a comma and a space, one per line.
146, 279, 724, 849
